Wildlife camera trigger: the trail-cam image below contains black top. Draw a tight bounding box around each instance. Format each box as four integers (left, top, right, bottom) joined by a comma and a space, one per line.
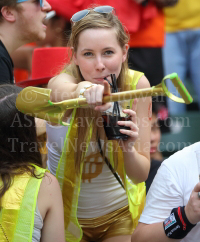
146, 159, 162, 194
0, 40, 14, 85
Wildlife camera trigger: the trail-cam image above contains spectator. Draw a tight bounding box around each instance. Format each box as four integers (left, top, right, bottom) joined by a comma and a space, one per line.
163, 0, 200, 114
132, 142, 200, 242
0, 0, 51, 85
0, 84, 65, 242
11, 0, 90, 83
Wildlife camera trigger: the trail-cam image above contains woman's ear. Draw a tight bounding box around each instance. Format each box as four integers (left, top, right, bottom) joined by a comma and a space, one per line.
122, 44, 129, 63
1, 6, 16, 23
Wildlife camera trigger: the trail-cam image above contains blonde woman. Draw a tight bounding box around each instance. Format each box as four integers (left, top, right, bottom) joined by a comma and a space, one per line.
47, 6, 151, 242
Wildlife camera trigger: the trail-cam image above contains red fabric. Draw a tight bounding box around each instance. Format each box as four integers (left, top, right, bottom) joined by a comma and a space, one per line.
16, 47, 71, 87
95, 0, 164, 47
14, 69, 29, 83
46, 0, 164, 47
47, 0, 93, 21
129, 9, 165, 47
95, 0, 158, 32
31, 47, 70, 79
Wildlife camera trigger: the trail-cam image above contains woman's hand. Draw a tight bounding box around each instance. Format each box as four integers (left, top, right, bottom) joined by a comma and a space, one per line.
118, 99, 139, 151
84, 80, 111, 111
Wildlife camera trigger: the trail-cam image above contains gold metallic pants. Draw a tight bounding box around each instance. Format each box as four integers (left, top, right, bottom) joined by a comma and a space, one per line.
78, 205, 134, 242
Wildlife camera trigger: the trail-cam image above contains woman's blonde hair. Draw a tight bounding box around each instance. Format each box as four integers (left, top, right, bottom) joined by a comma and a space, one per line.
64, 9, 130, 173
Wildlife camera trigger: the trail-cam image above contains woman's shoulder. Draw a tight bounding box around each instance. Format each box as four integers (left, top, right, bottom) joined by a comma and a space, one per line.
136, 74, 150, 89
40, 172, 60, 195
127, 69, 150, 89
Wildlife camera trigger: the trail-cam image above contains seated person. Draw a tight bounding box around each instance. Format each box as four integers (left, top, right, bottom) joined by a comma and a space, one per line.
0, 84, 65, 242
132, 139, 200, 241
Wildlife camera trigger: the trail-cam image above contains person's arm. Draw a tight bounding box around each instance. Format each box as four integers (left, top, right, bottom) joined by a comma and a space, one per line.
120, 75, 151, 184
131, 155, 200, 242
48, 73, 111, 117
38, 173, 65, 242
132, 182, 200, 242
132, 222, 178, 242
11, 45, 34, 72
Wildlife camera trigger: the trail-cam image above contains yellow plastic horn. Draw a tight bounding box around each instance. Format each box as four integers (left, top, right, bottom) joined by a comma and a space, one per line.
16, 73, 193, 125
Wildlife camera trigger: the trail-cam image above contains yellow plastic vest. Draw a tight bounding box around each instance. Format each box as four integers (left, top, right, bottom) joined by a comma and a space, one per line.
0, 165, 46, 242
56, 69, 146, 242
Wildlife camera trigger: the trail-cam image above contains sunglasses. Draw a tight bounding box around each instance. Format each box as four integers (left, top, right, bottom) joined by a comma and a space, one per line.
71, 5, 114, 23
17, 0, 44, 8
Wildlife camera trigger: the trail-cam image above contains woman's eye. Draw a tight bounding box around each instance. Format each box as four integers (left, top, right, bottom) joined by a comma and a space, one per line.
104, 50, 113, 55
84, 52, 93, 56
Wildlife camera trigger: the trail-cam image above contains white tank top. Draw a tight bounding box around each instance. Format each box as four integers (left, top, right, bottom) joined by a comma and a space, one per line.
46, 122, 128, 218
32, 203, 43, 242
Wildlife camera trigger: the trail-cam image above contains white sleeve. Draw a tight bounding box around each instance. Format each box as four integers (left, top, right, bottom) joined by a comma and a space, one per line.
140, 162, 183, 224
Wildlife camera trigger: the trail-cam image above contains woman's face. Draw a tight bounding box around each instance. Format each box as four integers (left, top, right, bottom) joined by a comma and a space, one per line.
73, 28, 128, 84
150, 113, 161, 158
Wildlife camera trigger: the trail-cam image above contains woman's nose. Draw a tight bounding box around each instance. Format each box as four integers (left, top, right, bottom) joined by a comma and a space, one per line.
95, 57, 105, 71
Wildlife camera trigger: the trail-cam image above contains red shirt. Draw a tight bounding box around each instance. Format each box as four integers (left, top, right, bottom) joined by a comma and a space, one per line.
95, 0, 165, 47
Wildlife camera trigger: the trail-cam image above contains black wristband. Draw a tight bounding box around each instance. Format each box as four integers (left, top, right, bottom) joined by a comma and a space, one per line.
163, 206, 196, 239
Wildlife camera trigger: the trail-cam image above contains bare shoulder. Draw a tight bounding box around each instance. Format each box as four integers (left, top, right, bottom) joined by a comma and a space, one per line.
136, 75, 151, 89
40, 172, 60, 192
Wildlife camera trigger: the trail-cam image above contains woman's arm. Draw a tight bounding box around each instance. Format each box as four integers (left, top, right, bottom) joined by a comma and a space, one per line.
119, 75, 151, 184
48, 74, 111, 116
132, 222, 178, 242
38, 173, 65, 242
48, 73, 91, 102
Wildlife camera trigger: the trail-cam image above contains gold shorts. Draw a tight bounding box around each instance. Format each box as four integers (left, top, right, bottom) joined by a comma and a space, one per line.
78, 205, 134, 242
